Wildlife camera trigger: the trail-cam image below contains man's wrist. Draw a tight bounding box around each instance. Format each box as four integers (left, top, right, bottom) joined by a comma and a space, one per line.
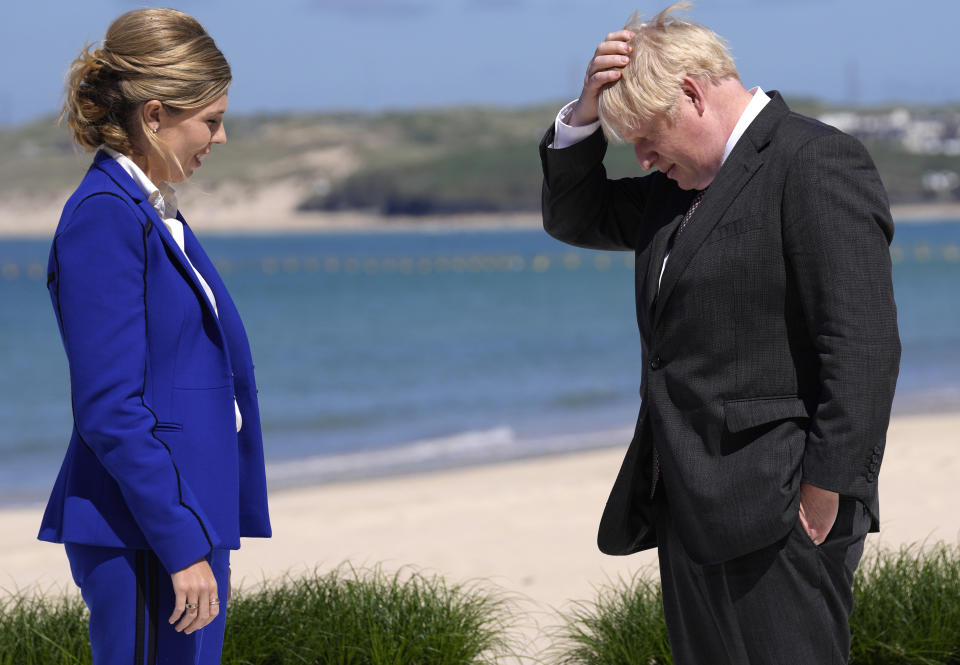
553, 100, 601, 150
567, 100, 599, 127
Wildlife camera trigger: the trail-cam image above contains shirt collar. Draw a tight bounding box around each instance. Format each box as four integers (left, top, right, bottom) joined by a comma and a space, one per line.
100, 146, 179, 220
721, 86, 771, 166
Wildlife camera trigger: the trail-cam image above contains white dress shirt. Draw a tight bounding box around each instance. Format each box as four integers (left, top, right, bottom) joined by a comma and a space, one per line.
549, 88, 772, 289
101, 147, 243, 433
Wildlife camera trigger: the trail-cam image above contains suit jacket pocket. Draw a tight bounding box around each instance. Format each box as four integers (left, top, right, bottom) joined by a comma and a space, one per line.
705, 216, 765, 244
724, 395, 809, 433
153, 421, 184, 432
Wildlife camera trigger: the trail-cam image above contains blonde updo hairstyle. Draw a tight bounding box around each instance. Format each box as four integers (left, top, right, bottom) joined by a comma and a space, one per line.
598, 2, 738, 142
61, 8, 230, 171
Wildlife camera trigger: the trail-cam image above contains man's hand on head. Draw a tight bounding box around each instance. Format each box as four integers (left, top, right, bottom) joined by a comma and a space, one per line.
569, 30, 636, 127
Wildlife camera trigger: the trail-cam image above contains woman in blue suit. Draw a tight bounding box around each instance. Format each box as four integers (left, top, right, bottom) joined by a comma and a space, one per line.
40, 9, 270, 663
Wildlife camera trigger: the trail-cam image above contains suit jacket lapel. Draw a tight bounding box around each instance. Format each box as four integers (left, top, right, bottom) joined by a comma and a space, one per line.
182, 222, 252, 373
181, 220, 232, 319
148, 207, 226, 328
93, 153, 217, 313
644, 211, 684, 317
93, 151, 231, 356
652, 93, 789, 329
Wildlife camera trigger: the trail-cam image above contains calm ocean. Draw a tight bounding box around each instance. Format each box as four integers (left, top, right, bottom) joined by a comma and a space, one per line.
2, 222, 958, 506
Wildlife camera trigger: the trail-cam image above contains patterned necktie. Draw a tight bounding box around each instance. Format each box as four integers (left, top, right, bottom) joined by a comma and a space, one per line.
649, 189, 706, 499
677, 189, 705, 235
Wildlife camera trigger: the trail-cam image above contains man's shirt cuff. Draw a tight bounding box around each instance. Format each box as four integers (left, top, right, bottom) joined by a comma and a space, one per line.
552, 100, 601, 149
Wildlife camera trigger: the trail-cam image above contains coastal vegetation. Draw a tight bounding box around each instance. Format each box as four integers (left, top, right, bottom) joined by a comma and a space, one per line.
2, 98, 957, 220
555, 542, 960, 665
0, 565, 514, 665
850, 543, 960, 665
221, 565, 514, 664
1, 543, 958, 664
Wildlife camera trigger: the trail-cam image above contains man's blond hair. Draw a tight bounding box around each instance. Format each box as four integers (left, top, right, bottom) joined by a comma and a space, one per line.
598, 3, 739, 141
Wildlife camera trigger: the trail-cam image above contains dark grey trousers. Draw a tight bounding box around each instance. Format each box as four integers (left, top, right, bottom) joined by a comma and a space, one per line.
657, 492, 871, 665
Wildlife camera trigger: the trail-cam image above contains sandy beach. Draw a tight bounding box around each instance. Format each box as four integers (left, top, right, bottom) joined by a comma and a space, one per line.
1, 185, 958, 238
2, 410, 958, 656
0, 185, 546, 238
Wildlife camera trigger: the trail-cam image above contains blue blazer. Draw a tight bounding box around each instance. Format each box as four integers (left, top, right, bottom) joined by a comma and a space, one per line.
39, 151, 271, 575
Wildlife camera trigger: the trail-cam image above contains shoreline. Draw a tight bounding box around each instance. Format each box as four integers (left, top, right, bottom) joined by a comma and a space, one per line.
2, 409, 957, 658
1, 393, 956, 511
3, 410, 958, 590
0, 395, 956, 511
0, 195, 958, 239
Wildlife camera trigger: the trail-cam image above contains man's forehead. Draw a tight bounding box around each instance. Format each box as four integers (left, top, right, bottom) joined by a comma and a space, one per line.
620, 116, 670, 143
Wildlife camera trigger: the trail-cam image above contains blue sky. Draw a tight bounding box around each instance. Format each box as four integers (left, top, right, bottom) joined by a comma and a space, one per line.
1, 0, 957, 126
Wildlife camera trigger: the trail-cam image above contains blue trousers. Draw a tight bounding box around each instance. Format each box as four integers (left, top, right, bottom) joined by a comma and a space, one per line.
65, 544, 230, 665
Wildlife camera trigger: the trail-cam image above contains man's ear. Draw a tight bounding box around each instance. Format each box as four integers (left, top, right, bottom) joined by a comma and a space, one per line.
680, 76, 706, 116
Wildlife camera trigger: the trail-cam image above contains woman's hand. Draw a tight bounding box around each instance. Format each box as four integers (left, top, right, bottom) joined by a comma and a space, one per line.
169, 557, 219, 634
569, 30, 636, 127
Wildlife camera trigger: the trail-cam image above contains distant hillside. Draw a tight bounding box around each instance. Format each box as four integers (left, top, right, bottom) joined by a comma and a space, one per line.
2, 97, 957, 219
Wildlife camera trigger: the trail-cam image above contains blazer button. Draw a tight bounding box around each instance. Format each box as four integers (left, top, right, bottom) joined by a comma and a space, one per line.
649, 355, 662, 370
866, 472, 877, 483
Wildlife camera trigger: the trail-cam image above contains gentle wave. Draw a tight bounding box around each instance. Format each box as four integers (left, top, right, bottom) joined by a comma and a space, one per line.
5, 227, 959, 506
266, 424, 634, 488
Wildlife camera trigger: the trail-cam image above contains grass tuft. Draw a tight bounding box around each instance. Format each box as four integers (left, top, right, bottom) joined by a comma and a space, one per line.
553, 543, 960, 665
0, 565, 514, 665
550, 570, 671, 665
2, 545, 959, 664
0, 590, 90, 665
850, 542, 960, 665
220, 564, 515, 665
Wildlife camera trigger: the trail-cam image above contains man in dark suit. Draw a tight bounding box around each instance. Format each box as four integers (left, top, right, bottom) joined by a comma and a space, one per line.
540, 4, 900, 663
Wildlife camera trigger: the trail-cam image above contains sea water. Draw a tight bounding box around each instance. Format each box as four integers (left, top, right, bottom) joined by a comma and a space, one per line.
1, 223, 957, 505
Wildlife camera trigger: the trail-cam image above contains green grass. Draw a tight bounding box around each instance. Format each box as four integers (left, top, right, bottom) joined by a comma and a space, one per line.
0, 565, 515, 665
549, 571, 671, 665
850, 543, 960, 665
0, 591, 90, 665
3, 545, 959, 664
552, 543, 960, 665
221, 565, 516, 664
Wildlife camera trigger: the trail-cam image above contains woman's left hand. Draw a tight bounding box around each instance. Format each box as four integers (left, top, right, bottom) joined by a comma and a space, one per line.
169, 557, 219, 634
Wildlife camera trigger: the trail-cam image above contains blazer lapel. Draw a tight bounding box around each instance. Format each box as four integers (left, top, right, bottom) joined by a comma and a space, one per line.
182, 222, 252, 372
652, 93, 789, 329
149, 206, 226, 325
181, 220, 233, 319
93, 150, 230, 345
644, 211, 684, 317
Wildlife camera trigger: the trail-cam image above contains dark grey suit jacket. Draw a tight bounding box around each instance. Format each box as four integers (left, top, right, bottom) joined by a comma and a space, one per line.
540, 92, 901, 565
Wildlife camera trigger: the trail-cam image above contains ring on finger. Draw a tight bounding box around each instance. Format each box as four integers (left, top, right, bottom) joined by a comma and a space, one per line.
209, 598, 220, 606
185, 602, 198, 610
